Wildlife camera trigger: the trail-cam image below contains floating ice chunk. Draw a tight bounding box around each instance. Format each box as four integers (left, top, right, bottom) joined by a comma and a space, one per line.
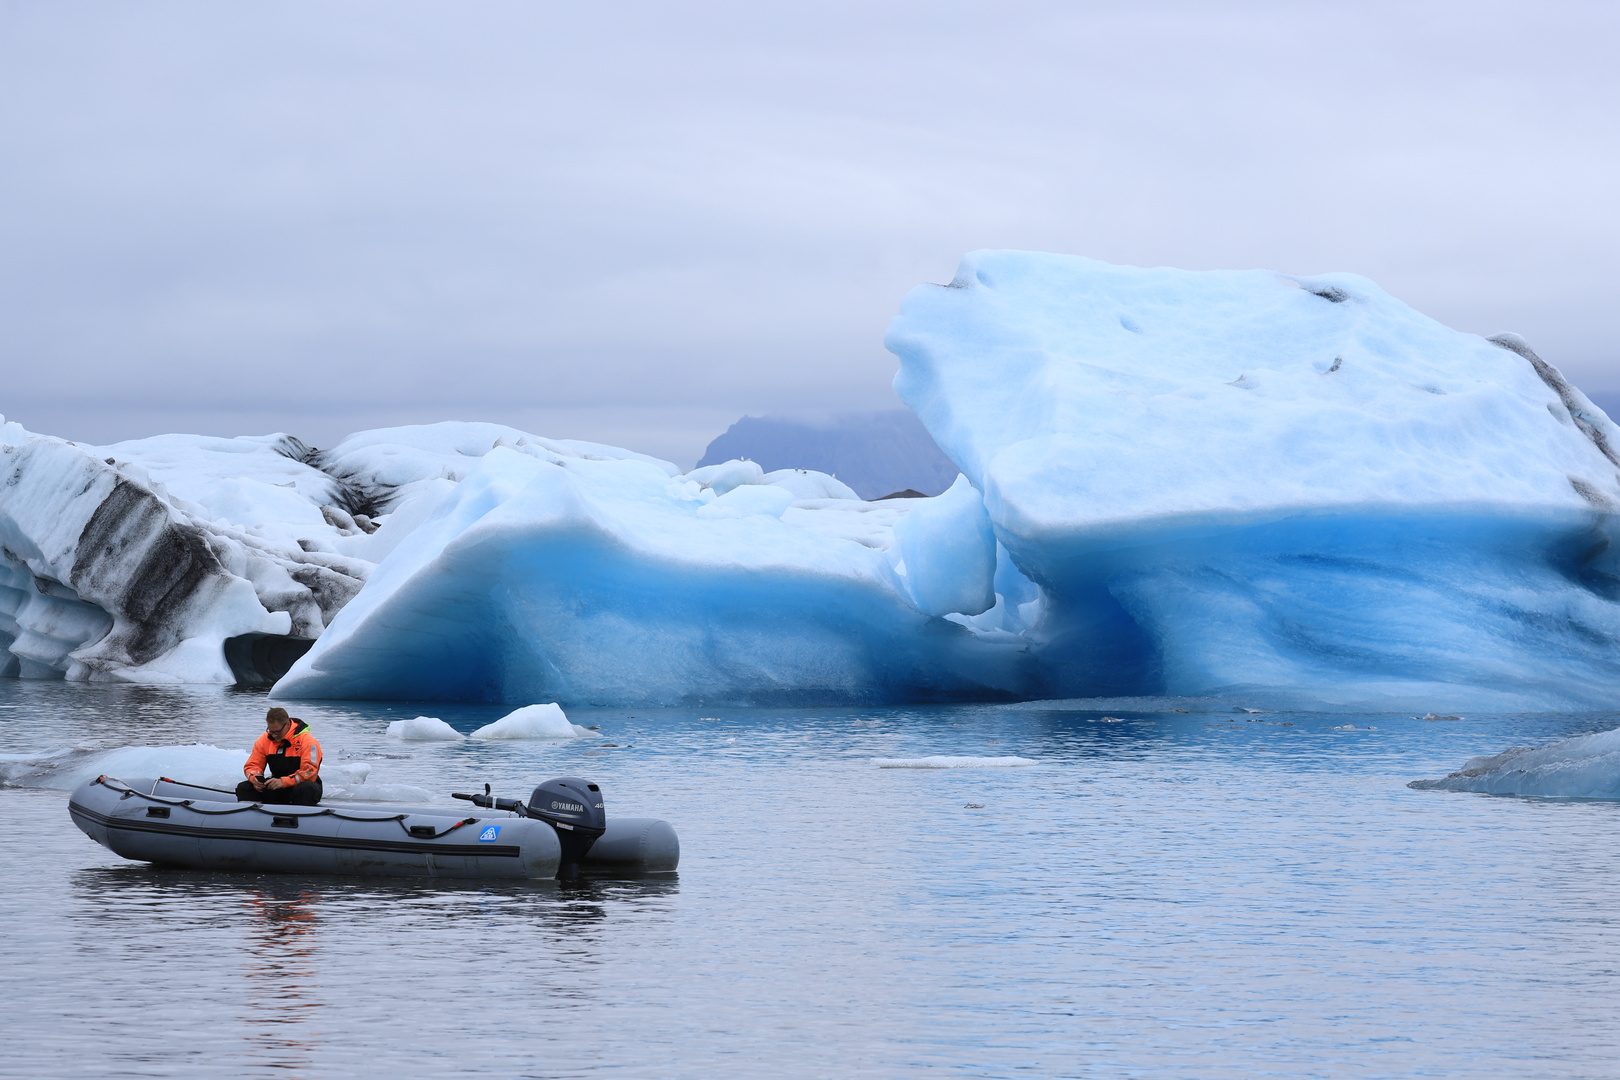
470, 703, 588, 740
872, 755, 1038, 768
0, 749, 80, 788
324, 782, 433, 802
386, 716, 465, 741
322, 761, 371, 785
0, 744, 246, 791
1410, 727, 1620, 798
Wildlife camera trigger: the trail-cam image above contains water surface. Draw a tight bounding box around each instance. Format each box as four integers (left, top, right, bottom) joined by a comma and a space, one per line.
3, 682, 1618, 1078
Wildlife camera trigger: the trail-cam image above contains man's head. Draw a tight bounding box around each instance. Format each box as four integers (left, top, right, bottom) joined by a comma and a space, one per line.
265, 706, 292, 740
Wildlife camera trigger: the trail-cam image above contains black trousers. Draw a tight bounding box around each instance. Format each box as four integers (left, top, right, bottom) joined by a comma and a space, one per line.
235, 779, 323, 805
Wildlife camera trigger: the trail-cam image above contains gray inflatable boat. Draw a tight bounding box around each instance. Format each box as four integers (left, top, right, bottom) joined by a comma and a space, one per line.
68, 774, 678, 880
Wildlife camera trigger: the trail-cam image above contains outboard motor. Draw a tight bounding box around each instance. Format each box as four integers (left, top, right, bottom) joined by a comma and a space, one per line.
522, 776, 606, 876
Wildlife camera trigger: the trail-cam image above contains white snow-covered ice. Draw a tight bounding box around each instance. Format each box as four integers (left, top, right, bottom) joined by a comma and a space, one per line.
1410, 727, 1620, 798
0, 422, 395, 683
0, 743, 427, 803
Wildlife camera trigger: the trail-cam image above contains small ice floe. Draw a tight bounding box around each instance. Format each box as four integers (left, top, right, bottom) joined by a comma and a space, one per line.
1414, 713, 1465, 721
872, 755, 1038, 769
1099, 716, 1124, 723
321, 761, 432, 802
1237, 707, 1265, 714
327, 781, 434, 802
385, 716, 465, 741
1330, 724, 1379, 731
470, 703, 595, 740
1409, 726, 1620, 798
322, 761, 370, 785
2, 744, 244, 791
0, 749, 78, 788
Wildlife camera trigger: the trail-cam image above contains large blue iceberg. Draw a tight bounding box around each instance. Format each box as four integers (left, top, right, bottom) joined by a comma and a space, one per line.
7, 251, 1620, 709
888, 252, 1620, 710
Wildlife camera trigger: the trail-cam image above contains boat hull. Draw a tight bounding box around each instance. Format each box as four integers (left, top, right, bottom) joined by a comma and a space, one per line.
70, 776, 572, 879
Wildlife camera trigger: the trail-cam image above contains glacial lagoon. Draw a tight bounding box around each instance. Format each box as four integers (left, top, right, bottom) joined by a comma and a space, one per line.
4, 680, 1619, 1078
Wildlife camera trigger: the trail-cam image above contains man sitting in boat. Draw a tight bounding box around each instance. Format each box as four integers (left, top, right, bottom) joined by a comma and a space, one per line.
236, 707, 323, 805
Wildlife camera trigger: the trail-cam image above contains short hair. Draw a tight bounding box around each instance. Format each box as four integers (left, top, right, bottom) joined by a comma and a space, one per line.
265, 707, 291, 725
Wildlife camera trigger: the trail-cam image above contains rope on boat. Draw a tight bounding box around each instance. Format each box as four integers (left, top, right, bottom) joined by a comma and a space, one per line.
92, 776, 484, 838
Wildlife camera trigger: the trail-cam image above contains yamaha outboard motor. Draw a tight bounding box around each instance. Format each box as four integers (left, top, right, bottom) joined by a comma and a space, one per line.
522, 776, 606, 875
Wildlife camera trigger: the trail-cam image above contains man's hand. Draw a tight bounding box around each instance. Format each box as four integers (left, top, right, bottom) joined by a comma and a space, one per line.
249, 775, 266, 790
264, 777, 285, 791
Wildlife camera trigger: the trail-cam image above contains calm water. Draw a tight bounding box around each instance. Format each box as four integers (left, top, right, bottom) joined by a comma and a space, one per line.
3, 681, 1619, 1079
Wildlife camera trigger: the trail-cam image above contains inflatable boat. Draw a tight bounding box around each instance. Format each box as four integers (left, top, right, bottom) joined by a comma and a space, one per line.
68, 774, 678, 880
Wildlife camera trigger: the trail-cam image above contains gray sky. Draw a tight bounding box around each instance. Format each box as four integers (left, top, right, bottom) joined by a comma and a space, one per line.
2, 1, 1616, 467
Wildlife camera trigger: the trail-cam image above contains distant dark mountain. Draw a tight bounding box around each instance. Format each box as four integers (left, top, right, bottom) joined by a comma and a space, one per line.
697, 411, 960, 500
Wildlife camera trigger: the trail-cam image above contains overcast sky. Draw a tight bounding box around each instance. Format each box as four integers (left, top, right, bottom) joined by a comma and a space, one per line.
2, 1, 1616, 466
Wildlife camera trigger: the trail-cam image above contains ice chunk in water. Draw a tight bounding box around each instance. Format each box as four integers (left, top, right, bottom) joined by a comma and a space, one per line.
386, 716, 465, 741
0, 744, 245, 791
470, 703, 587, 740
872, 755, 1038, 768
1410, 726, 1620, 798
325, 781, 434, 802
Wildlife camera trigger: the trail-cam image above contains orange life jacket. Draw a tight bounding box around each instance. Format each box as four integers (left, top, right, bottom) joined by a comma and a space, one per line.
243, 719, 322, 786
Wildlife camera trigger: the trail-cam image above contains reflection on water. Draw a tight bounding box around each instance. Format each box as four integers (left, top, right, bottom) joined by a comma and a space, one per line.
242, 886, 321, 1067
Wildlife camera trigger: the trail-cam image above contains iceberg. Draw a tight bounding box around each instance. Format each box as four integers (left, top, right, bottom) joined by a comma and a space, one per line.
1410, 727, 1620, 798
888, 252, 1620, 709
273, 438, 1033, 705
0, 417, 695, 686
1, 412, 1030, 702
12, 251, 1620, 710
0, 423, 350, 682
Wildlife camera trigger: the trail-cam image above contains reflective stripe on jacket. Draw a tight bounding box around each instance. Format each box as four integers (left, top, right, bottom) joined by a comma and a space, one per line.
243, 720, 322, 786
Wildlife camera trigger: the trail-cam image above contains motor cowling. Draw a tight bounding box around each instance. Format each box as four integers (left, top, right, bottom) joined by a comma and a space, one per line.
523, 776, 606, 874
